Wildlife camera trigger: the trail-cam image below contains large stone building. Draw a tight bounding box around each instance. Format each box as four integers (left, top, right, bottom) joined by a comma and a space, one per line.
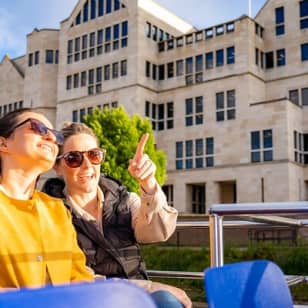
0, 0, 308, 213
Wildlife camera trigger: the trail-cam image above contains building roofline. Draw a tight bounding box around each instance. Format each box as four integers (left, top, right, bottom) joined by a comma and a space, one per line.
255, 0, 270, 19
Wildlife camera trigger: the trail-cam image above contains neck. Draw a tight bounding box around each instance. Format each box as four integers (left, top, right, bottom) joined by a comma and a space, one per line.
0, 168, 38, 200
68, 189, 98, 210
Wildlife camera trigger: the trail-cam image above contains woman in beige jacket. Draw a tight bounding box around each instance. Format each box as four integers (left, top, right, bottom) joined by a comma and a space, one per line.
42, 122, 191, 308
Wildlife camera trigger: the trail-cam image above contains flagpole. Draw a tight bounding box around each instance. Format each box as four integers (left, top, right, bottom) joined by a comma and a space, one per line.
248, 0, 252, 18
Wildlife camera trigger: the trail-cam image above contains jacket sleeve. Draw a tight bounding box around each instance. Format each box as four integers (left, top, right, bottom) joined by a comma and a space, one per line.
129, 185, 178, 243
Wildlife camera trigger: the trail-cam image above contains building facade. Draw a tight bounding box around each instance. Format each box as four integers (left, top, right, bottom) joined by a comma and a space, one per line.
1, 0, 308, 213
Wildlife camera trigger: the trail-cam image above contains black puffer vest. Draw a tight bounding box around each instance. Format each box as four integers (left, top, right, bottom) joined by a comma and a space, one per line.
42, 175, 148, 279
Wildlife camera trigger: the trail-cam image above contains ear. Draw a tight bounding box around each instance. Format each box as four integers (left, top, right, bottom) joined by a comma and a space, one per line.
0, 137, 9, 153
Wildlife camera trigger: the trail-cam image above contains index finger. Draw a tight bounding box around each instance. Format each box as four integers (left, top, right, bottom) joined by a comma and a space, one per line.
134, 133, 149, 159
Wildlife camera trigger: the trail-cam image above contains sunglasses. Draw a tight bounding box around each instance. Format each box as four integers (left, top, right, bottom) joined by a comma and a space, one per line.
11, 118, 64, 146
57, 148, 106, 168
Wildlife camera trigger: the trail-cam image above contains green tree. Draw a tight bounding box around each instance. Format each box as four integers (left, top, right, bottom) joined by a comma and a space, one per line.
83, 106, 167, 193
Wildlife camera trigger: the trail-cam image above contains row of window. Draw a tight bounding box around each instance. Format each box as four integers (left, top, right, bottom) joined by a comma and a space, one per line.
294, 130, 308, 164
175, 130, 273, 167
255, 48, 286, 69
145, 101, 174, 131
28, 50, 59, 66
66, 60, 127, 95
144, 90, 236, 131
73, 0, 125, 27
67, 21, 128, 64
157, 21, 236, 53
176, 138, 215, 169
146, 46, 235, 83
275, 1, 308, 36
255, 44, 308, 69
145, 22, 171, 42
0, 101, 23, 116
72, 102, 118, 122
289, 87, 308, 106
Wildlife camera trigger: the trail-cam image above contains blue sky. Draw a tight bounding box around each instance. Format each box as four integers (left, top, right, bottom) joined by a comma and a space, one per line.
0, 0, 266, 60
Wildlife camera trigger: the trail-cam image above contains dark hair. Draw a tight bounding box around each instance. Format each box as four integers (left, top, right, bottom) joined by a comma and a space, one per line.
58, 122, 99, 156
0, 108, 44, 175
0, 108, 35, 138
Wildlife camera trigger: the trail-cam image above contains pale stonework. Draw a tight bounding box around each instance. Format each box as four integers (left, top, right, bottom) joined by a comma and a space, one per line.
0, 0, 308, 212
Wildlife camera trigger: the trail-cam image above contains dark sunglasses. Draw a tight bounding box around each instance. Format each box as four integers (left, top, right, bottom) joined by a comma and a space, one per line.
11, 118, 64, 146
57, 148, 106, 168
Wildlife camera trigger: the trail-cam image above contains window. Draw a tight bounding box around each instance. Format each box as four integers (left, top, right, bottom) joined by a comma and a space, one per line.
185, 96, 203, 126
289, 89, 299, 105
122, 21, 128, 37
185, 57, 193, 85
195, 55, 203, 82
90, 0, 96, 19
152, 25, 157, 41
162, 185, 174, 207
113, 24, 119, 40
83, 1, 89, 22
158, 65, 165, 80
205, 52, 213, 69
216, 49, 224, 67
46, 50, 53, 64
98, 0, 104, 16
176, 60, 183, 76
192, 185, 206, 214
205, 28, 213, 39
72, 110, 78, 122
265, 51, 274, 69
216, 90, 236, 121
88, 69, 94, 85
34, 51, 39, 65
255, 48, 259, 66
302, 87, 308, 105
146, 61, 151, 77
106, 0, 112, 13
276, 49, 286, 66
146, 22, 151, 38
121, 60, 127, 76
216, 25, 224, 35
275, 7, 285, 35
176, 137, 214, 170
176, 142, 183, 169
66, 75, 72, 90
75, 13, 81, 25
301, 43, 308, 61
114, 0, 120, 11
300, 0, 308, 29
73, 73, 79, 88
226, 22, 235, 32
105, 27, 111, 41
28, 53, 33, 66
227, 46, 235, 64
96, 67, 102, 82
104, 64, 110, 80
167, 62, 174, 78
112, 62, 119, 78
81, 71, 87, 87
250, 129, 273, 162
146, 101, 173, 131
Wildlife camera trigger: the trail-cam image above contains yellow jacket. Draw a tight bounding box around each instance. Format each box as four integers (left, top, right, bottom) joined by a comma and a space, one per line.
0, 190, 93, 288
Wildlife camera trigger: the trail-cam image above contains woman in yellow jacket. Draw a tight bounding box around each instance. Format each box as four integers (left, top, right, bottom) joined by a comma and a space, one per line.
0, 108, 93, 288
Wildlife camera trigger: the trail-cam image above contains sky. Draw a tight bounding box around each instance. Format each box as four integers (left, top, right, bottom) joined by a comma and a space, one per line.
0, 0, 266, 60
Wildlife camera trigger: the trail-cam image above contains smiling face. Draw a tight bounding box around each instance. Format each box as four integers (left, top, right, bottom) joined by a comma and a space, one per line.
1, 111, 59, 173
55, 133, 101, 195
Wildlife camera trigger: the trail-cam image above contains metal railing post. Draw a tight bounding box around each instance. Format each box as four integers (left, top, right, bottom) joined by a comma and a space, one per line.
209, 214, 224, 267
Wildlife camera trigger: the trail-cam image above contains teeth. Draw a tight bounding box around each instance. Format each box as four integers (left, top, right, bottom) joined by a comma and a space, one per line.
41, 144, 52, 152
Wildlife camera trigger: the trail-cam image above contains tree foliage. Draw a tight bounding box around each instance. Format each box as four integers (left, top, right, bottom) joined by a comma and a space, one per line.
83, 106, 167, 193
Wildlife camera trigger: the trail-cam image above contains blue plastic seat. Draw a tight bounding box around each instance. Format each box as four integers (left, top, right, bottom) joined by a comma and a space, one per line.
0, 280, 156, 308
204, 260, 293, 308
